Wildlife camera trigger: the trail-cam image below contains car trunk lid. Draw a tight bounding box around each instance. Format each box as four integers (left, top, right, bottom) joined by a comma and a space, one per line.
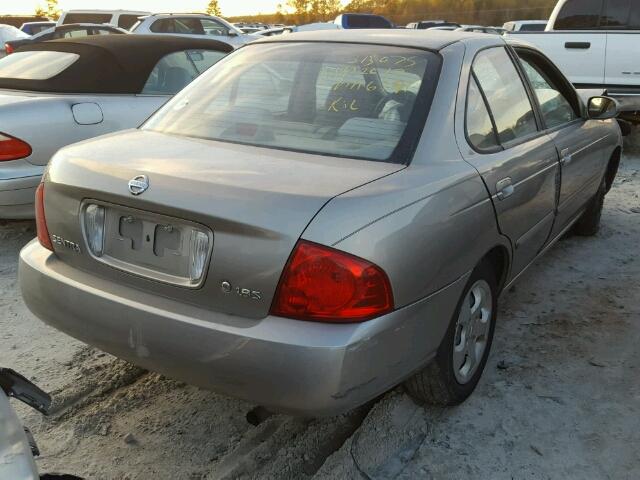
44, 129, 404, 319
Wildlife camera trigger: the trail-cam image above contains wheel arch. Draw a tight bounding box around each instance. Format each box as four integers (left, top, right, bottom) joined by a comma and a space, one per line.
605, 146, 622, 194
479, 244, 511, 294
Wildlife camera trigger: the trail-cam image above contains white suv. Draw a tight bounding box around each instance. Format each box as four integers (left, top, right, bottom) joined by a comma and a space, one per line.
132, 14, 259, 48
57, 10, 151, 30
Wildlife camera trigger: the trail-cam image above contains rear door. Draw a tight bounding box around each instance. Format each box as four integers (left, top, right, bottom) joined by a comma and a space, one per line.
459, 46, 559, 277
603, 0, 640, 87
514, 47, 610, 237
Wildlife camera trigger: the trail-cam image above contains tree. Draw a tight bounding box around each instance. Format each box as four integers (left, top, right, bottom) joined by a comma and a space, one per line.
206, 0, 222, 16
35, 0, 61, 20
287, 0, 341, 22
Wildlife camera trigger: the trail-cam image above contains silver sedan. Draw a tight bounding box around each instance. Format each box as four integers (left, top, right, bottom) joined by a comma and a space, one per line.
0, 34, 231, 219
20, 30, 622, 415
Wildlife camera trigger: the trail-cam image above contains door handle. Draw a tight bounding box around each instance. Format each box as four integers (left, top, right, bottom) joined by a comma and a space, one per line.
565, 42, 591, 49
496, 177, 514, 201
561, 148, 572, 164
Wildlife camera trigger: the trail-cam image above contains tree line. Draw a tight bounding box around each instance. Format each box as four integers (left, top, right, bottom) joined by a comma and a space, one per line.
26, 0, 558, 29
227, 0, 558, 27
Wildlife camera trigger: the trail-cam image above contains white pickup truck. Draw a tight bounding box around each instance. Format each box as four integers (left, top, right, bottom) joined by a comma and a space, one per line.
506, 0, 640, 117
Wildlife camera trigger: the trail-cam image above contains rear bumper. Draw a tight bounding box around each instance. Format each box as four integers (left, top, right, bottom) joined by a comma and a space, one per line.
0, 160, 43, 219
19, 240, 468, 416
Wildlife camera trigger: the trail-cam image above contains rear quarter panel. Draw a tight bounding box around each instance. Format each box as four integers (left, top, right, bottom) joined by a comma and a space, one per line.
303, 164, 507, 309
0, 92, 167, 167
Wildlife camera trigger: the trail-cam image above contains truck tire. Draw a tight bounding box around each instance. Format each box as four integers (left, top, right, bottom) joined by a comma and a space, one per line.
573, 178, 606, 236
404, 261, 497, 406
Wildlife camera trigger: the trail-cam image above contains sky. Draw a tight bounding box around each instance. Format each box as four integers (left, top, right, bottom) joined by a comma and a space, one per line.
0, 0, 286, 17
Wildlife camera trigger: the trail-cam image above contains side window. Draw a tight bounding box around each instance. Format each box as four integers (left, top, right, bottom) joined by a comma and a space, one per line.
628, 1, 640, 28
554, 0, 604, 30
200, 19, 230, 36
187, 50, 227, 74
602, 0, 631, 28
61, 29, 90, 39
518, 55, 579, 129
91, 28, 117, 35
466, 76, 499, 150
118, 15, 140, 30
63, 13, 112, 24
472, 48, 538, 144
150, 18, 203, 34
141, 51, 199, 95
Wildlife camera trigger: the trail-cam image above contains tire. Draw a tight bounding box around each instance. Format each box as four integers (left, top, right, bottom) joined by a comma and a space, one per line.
404, 261, 498, 406
573, 177, 606, 237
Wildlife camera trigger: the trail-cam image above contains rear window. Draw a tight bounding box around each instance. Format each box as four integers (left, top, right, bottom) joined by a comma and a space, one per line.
554, 0, 604, 29
343, 15, 392, 29
520, 23, 547, 31
62, 13, 113, 24
0, 51, 79, 80
144, 43, 439, 163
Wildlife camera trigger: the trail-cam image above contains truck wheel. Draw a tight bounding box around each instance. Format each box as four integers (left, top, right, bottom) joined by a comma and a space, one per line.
573, 178, 606, 237
404, 261, 497, 406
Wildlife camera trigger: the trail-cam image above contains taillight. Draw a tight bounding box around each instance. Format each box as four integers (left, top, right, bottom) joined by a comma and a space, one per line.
270, 241, 394, 323
0, 133, 31, 161
35, 183, 54, 252
4, 43, 14, 55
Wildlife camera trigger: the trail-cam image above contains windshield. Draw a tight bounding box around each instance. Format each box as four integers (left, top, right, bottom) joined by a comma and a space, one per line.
144, 42, 439, 163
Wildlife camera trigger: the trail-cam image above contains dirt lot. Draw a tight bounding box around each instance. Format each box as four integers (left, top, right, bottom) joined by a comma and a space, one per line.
2, 140, 639, 480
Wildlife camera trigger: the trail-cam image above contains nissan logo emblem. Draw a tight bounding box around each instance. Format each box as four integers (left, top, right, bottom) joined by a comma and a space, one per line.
128, 175, 149, 196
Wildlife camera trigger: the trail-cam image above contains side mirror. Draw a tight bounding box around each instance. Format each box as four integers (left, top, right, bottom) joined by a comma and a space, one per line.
587, 96, 619, 120
227, 31, 238, 37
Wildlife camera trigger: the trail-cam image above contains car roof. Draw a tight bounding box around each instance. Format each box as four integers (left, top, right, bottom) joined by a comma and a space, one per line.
0, 35, 233, 95
255, 29, 500, 51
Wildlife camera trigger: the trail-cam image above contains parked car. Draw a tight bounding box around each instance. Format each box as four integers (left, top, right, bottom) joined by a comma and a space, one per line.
503, 20, 548, 31
4, 23, 128, 55
0, 35, 232, 219
406, 20, 461, 29
132, 13, 259, 48
20, 30, 622, 416
505, 0, 640, 115
456, 25, 503, 34
19, 21, 56, 35
0, 25, 29, 58
0, 368, 53, 480
256, 26, 295, 36
428, 25, 461, 31
334, 13, 394, 28
57, 9, 150, 30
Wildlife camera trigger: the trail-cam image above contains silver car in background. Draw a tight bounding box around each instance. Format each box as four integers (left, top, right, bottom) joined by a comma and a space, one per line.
131, 13, 260, 48
20, 30, 622, 415
0, 369, 52, 480
0, 34, 232, 219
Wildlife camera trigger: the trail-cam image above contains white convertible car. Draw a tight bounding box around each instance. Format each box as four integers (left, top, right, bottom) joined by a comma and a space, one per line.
0, 34, 232, 219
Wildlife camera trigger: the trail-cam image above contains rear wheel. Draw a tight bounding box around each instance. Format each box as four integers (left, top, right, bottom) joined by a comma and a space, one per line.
404, 261, 498, 406
573, 177, 606, 237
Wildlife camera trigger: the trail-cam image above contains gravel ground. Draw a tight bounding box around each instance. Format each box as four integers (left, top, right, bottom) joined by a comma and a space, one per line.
1, 138, 639, 480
